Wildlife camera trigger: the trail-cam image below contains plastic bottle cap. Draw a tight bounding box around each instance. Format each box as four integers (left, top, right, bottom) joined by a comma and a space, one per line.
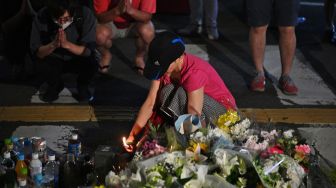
32, 153, 39, 160
4, 138, 11, 145
11, 136, 19, 142
24, 139, 31, 146
18, 179, 27, 186
71, 134, 78, 140
21, 168, 28, 175
4, 152, 10, 159
48, 154, 56, 161
18, 154, 25, 161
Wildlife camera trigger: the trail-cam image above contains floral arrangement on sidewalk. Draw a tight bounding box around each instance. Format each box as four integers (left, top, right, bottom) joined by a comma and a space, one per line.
105, 110, 312, 188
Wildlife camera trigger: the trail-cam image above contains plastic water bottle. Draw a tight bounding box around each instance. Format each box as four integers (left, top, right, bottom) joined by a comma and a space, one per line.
11, 136, 24, 158
68, 134, 81, 158
34, 173, 43, 187
3, 138, 17, 163
18, 179, 27, 188
23, 138, 32, 161
1, 152, 16, 188
30, 153, 42, 179
15, 154, 28, 185
44, 154, 59, 187
62, 153, 79, 187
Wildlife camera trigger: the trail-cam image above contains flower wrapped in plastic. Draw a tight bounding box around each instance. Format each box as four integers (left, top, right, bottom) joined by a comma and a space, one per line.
276, 129, 311, 172
105, 168, 142, 188
215, 109, 240, 133
189, 129, 210, 154
253, 152, 306, 188
211, 148, 260, 188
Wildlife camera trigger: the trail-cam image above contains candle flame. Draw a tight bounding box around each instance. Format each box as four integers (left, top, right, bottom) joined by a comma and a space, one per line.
194, 143, 201, 161
122, 137, 128, 147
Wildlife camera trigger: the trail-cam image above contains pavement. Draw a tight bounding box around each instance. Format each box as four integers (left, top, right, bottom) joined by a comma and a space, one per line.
0, 0, 336, 180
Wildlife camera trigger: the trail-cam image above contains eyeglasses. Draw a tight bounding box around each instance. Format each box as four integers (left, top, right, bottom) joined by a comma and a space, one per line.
55, 16, 73, 24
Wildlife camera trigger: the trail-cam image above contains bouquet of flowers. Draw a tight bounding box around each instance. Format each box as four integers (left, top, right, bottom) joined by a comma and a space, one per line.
253, 153, 306, 188
276, 129, 310, 172
215, 109, 240, 134
212, 148, 260, 188
105, 110, 317, 188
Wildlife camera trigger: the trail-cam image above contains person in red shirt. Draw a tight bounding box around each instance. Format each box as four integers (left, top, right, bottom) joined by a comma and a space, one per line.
123, 31, 237, 152
94, 0, 156, 74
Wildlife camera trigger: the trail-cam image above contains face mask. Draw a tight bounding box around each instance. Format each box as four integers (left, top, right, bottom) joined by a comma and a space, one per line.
54, 18, 73, 30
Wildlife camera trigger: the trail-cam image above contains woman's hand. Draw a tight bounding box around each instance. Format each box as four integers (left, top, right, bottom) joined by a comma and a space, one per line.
123, 123, 143, 152
125, 0, 134, 15
123, 136, 135, 152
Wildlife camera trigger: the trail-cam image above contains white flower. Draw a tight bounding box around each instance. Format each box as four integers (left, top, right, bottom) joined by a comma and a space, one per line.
260, 130, 278, 141
146, 171, 165, 187
105, 171, 121, 187
283, 129, 295, 139
214, 149, 239, 177
243, 135, 269, 151
190, 131, 208, 143
286, 160, 306, 188
184, 179, 203, 188
230, 119, 251, 142
130, 169, 142, 182
165, 151, 185, 169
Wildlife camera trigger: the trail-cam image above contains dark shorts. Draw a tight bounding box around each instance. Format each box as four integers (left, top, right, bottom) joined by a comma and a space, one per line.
246, 0, 300, 27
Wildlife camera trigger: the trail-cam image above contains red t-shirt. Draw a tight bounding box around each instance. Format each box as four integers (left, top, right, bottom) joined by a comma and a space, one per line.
161, 53, 237, 110
94, 0, 156, 28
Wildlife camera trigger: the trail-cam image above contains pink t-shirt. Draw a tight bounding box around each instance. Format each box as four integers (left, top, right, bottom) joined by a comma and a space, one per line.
94, 0, 156, 28
161, 53, 237, 109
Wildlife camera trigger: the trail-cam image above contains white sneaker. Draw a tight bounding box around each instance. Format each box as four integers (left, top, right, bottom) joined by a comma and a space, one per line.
207, 27, 219, 40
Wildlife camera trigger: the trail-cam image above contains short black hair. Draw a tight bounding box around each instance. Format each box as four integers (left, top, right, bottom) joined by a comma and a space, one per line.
46, 0, 77, 19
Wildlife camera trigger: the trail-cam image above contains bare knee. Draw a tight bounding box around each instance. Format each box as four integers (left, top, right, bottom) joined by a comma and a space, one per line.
250, 26, 268, 35
96, 24, 113, 47
136, 21, 155, 44
278, 26, 295, 36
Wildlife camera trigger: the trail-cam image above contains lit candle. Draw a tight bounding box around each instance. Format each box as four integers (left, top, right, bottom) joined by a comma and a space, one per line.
194, 143, 201, 161
122, 137, 127, 147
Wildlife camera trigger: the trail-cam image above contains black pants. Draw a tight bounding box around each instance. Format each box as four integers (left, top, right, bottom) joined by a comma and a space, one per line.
38, 56, 97, 87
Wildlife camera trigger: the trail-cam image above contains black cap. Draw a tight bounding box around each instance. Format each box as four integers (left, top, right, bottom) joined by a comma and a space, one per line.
144, 31, 185, 80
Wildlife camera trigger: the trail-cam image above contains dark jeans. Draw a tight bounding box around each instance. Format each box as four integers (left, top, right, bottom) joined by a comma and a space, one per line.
38, 56, 97, 87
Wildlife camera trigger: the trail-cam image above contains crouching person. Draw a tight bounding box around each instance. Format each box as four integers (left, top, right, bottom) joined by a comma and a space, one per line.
123, 31, 237, 152
30, 0, 98, 102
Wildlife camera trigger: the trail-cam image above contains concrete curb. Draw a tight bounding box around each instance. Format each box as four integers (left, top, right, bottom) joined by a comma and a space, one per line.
0, 106, 335, 125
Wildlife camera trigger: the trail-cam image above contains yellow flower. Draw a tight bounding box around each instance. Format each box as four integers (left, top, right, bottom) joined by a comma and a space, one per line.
218, 125, 230, 133
189, 142, 209, 153
216, 109, 240, 128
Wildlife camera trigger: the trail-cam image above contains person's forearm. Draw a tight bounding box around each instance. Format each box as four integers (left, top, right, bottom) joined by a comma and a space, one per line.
127, 8, 152, 23
63, 42, 86, 56
187, 104, 202, 116
134, 99, 155, 128
36, 43, 57, 59
96, 9, 120, 24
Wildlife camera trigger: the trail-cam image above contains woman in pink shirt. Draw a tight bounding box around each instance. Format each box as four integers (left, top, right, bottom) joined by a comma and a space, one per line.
124, 31, 237, 152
